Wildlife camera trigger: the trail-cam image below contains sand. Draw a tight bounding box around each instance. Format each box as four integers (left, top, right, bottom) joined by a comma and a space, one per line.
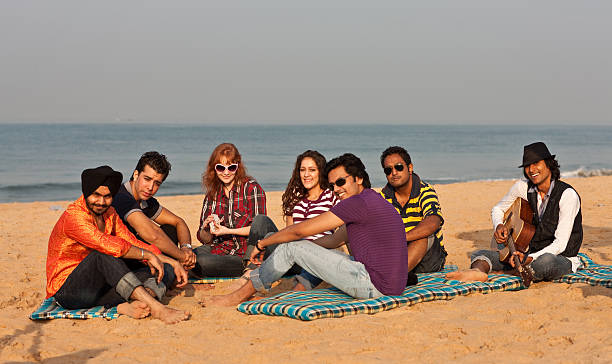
1, 177, 611, 363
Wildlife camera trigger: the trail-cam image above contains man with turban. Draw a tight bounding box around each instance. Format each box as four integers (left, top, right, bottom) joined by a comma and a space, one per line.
45, 166, 190, 324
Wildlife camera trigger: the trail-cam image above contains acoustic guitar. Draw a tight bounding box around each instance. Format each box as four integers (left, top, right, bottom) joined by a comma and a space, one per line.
498, 198, 536, 287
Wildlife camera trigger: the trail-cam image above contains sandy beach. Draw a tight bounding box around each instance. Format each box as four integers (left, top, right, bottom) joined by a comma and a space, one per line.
1, 176, 611, 363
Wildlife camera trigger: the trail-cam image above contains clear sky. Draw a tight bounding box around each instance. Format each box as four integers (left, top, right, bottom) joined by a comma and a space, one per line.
1, 1, 611, 125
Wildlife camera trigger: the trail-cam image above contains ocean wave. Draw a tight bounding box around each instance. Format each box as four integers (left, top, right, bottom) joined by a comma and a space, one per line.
562, 167, 612, 178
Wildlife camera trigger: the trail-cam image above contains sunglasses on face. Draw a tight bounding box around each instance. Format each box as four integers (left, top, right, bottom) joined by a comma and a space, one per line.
215, 163, 238, 173
329, 175, 351, 189
383, 163, 405, 176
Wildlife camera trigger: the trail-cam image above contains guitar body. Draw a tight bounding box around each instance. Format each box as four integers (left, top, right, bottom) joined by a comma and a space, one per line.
499, 198, 535, 262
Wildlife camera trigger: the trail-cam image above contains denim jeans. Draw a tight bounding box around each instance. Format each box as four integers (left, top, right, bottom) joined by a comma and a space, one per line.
471, 249, 572, 281
250, 240, 383, 299
54, 250, 176, 309
192, 215, 285, 277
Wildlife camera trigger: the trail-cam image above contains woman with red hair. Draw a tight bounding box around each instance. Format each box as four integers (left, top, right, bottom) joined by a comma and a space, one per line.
194, 143, 267, 277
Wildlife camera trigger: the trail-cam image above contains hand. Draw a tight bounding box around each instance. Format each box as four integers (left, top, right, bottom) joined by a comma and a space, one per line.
179, 247, 197, 270
202, 215, 216, 230
211, 223, 231, 236
143, 251, 165, 284
494, 224, 509, 245
508, 251, 533, 268
158, 255, 189, 288
249, 241, 265, 265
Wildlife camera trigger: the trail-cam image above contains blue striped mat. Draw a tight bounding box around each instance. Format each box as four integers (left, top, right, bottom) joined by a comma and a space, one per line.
237, 253, 612, 321
29, 297, 119, 320
29, 254, 610, 321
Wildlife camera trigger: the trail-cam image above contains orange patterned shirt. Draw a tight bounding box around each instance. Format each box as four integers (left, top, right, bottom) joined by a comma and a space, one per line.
46, 195, 161, 298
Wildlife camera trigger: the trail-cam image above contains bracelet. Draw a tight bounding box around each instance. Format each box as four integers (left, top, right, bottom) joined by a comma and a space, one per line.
140, 248, 144, 260
255, 241, 266, 251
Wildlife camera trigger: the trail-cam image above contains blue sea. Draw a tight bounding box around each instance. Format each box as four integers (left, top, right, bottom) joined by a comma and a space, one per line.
1, 123, 611, 203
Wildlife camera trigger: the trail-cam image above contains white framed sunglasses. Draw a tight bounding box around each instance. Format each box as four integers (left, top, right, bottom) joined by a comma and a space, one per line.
215, 163, 238, 173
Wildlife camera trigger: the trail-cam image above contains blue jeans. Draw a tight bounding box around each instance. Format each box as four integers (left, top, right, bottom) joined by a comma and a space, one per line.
250, 240, 383, 299
471, 249, 572, 281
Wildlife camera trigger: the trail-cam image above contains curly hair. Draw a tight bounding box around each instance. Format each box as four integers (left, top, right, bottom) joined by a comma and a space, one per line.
131, 151, 172, 181
325, 153, 371, 189
281, 150, 328, 216
523, 157, 561, 181
202, 143, 251, 201
380, 146, 412, 168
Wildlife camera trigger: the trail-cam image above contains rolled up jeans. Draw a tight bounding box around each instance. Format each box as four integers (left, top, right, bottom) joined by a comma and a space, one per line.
250, 239, 383, 299
471, 249, 572, 281
55, 250, 175, 309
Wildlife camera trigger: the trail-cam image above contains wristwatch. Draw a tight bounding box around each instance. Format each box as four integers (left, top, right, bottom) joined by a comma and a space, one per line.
180, 243, 193, 249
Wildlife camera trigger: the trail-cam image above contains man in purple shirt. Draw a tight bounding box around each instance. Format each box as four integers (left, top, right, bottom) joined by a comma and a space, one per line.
202, 153, 408, 307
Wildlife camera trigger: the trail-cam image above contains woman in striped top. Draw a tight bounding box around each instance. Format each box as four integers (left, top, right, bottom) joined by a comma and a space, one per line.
243, 151, 338, 289
282, 150, 338, 237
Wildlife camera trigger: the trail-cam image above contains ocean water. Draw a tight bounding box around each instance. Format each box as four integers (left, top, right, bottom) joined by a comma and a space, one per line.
1, 123, 611, 203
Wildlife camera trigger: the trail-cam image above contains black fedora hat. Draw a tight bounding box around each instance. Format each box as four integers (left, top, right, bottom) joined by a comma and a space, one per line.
519, 142, 555, 168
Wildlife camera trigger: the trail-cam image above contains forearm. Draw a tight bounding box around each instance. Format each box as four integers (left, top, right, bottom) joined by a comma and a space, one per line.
405, 216, 441, 242
259, 224, 303, 248
143, 227, 184, 260
122, 245, 157, 260
225, 226, 251, 236
175, 220, 192, 245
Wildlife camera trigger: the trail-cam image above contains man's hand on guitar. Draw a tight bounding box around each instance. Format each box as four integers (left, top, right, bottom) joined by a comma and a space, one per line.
494, 224, 510, 245
508, 251, 533, 268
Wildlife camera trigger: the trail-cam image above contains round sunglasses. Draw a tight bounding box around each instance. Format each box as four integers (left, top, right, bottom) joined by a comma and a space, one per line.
215, 163, 238, 173
383, 163, 405, 175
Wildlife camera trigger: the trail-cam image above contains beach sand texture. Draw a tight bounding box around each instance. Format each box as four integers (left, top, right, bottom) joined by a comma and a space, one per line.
1, 177, 611, 363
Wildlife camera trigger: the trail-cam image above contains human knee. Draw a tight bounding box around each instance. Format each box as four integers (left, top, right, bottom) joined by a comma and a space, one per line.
251, 215, 277, 235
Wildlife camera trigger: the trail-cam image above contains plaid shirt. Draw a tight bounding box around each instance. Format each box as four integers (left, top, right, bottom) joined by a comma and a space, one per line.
198, 179, 266, 256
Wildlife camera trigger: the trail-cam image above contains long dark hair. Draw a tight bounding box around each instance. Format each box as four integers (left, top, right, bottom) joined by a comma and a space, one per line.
202, 143, 252, 201
281, 150, 328, 216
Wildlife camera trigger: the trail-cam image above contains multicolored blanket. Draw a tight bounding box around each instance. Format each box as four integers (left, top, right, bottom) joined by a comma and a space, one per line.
30, 253, 611, 321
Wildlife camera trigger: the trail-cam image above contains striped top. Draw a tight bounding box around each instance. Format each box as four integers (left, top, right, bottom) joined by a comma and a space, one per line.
292, 188, 339, 241
380, 173, 444, 247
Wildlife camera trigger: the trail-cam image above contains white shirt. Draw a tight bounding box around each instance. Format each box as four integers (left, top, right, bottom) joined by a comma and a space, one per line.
491, 178, 581, 272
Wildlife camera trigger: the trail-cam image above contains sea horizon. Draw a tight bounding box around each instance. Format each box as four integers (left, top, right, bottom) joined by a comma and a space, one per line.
1, 123, 611, 203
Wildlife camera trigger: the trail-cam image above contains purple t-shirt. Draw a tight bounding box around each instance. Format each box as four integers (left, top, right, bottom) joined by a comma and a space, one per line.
330, 188, 408, 295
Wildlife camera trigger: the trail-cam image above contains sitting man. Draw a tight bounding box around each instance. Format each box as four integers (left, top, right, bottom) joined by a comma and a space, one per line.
202, 153, 408, 306
380, 146, 447, 276
447, 142, 582, 283
112, 151, 196, 270
46, 165, 190, 324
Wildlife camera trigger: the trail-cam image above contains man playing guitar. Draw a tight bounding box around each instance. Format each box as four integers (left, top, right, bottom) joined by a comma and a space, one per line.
448, 142, 583, 284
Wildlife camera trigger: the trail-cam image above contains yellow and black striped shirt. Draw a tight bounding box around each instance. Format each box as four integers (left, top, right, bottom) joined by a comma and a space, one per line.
380, 174, 447, 272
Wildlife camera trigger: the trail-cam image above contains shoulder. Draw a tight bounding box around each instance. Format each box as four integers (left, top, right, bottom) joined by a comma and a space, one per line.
243, 179, 265, 192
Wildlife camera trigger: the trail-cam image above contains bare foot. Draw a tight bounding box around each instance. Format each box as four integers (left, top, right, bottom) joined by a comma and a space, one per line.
446, 269, 488, 282
150, 306, 191, 324
117, 300, 150, 319
292, 282, 307, 291
199, 294, 244, 307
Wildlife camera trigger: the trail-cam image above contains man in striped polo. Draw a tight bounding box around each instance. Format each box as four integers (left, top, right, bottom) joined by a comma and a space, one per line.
380, 146, 448, 276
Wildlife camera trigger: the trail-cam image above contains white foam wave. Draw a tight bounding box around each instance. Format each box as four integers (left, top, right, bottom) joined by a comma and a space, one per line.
562, 167, 612, 178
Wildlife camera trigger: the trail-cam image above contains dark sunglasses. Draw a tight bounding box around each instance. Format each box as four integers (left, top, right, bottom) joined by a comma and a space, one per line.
215, 163, 238, 173
329, 175, 351, 189
383, 163, 405, 175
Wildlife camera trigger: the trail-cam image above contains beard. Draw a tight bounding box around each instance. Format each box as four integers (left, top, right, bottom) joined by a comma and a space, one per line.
86, 200, 110, 216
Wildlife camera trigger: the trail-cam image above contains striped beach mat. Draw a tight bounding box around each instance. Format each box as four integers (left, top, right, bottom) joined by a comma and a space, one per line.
188, 277, 240, 284
29, 297, 119, 320
554, 253, 612, 288
237, 254, 612, 321
237, 265, 526, 321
